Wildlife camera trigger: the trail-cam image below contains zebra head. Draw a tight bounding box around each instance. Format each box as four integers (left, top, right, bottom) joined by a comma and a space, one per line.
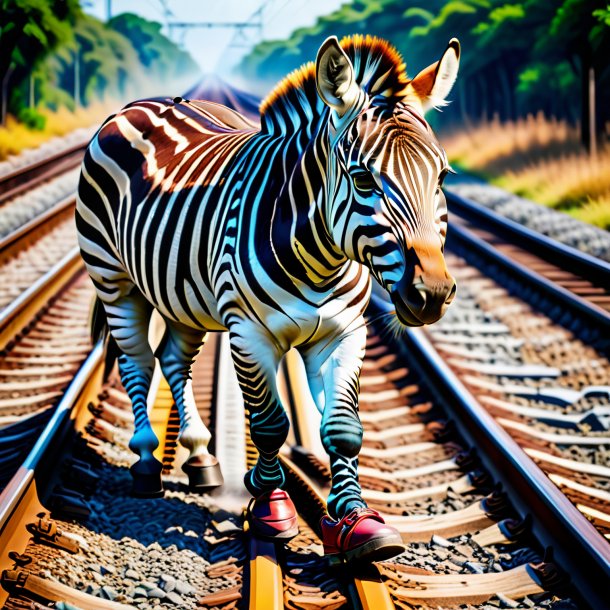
315, 37, 460, 326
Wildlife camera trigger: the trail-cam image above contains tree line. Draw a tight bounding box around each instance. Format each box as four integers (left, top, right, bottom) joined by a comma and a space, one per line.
0, 1, 199, 128
238, 0, 610, 152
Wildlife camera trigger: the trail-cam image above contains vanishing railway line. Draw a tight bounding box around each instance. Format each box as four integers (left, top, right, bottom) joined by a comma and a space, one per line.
0, 98, 609, 608
439, 190, 610, 543
446, 190, 610, 332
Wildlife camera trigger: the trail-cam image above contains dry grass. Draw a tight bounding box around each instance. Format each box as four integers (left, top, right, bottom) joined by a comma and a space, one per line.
573, 196, 610, 228
0, 103, 118, 160
443, 113, 610, 229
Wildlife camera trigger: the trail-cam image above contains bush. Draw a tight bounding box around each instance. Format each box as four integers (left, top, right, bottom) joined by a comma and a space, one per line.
16, 108, 47, 131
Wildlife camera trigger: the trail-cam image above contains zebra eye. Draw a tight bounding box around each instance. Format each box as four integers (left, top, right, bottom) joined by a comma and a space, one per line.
350, 168, 381, 196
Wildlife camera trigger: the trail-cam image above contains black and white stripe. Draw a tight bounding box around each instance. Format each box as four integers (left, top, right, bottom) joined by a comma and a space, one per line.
76, 35, 458, 518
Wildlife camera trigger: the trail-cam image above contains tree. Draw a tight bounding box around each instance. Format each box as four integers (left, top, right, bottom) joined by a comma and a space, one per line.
0, 0, 80, 124
540, 0, 610, 152
109, 13, 199, 83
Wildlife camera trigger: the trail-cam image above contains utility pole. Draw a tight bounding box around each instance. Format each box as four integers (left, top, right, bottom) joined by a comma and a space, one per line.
1, 65, 14, 126
74, 46, 80, 108
29, 73, 34, 108
589, 66, 596, 159
106, 0, 112, 21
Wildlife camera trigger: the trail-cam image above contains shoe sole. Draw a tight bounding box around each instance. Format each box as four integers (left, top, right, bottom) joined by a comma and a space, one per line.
247, 517, 299, 542
329, 534, 405, 564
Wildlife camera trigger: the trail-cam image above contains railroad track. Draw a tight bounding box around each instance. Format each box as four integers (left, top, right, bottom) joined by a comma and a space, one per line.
0, 144, 90, 495
446, 190, 610, 340
0, 143, 86, 206
1, 99, 609, 608
0, 319, 591, 608
431, 191, 610, 536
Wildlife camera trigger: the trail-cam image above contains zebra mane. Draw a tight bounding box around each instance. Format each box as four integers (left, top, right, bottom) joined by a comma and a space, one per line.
260, 35, 409, 131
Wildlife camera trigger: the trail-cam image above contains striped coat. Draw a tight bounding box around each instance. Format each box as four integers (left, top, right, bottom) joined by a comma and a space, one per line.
77, 35, 460, 516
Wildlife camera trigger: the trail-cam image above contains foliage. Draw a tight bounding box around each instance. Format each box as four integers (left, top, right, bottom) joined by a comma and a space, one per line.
1, 2, 200, 127
0, 0, 79, 72
16, 107, 46, 130
238, 0, 610, 148
109, 13, 199, 80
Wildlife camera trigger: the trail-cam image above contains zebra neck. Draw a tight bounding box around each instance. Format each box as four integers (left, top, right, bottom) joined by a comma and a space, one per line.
260, 85, 326, 135
270, 130, 348, 287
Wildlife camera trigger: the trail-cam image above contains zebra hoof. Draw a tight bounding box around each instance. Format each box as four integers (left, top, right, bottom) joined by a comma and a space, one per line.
130, 460, 164, 498
182, 455, 224, 492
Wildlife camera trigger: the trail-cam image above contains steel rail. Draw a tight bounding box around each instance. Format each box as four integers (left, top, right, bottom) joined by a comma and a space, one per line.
446, 220, 610, 337
0, 247, 84, 351
369, 292, 610, 610
0, 343, 105, 607
0, 195, 75, 262
446, 190, 610, 286
0, 144, 85, 206
279, 453, 396, 610
0, 189, 82, 350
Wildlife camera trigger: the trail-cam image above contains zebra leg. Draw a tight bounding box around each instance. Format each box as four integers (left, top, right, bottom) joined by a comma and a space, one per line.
300, 324, 368, 519
228, 325, 289, 496
105, 292, 164, 497
155, 319, 223, 492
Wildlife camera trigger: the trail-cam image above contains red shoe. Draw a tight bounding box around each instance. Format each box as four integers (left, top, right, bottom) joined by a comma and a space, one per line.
321, 507, 404, 564
247, 489, 299, 541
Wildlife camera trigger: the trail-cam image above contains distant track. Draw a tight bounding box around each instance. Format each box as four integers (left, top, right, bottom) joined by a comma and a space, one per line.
0, 144, 85, 206
447, 190, 610, 339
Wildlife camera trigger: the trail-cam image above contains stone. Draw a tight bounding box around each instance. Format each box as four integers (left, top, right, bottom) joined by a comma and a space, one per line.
165, 591, 184, 605
101, 585, 118, 601
147, 587, 166, 599
175, 580, 196, 595
160, 574, 176, 592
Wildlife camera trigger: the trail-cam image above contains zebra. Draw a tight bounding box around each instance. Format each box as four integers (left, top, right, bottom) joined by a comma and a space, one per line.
76, 34, 459, 555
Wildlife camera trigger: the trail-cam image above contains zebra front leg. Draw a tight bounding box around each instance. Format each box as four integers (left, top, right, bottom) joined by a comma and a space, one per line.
229, 324, 298, 539
155, 319, 223, 492
300, 324, 368, 520
228, 325, 289, 495
105, 293, 164, 497
301, 323, 403, 562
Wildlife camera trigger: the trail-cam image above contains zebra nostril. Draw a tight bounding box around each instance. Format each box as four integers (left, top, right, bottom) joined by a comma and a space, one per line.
406, 282, 427, 311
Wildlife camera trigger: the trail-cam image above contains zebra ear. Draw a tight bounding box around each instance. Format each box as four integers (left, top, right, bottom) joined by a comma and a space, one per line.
315, 36, 360, 116
404, 38, 460, 113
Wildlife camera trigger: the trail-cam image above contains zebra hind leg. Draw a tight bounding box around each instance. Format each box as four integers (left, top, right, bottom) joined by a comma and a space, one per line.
105, 292, 164, 497
155, 319, 223, 492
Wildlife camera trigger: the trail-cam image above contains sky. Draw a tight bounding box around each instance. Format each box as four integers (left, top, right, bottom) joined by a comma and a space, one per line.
85, 0, 346, 84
